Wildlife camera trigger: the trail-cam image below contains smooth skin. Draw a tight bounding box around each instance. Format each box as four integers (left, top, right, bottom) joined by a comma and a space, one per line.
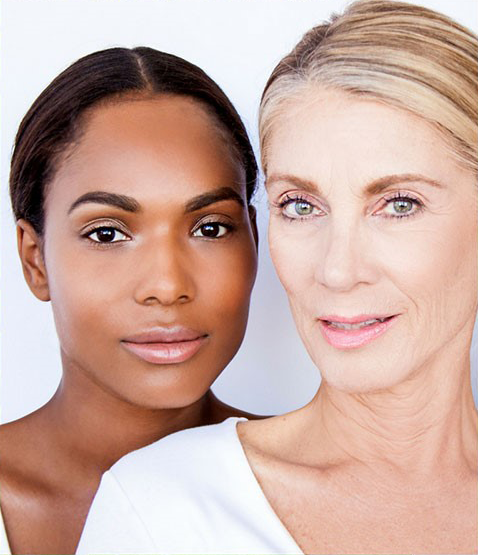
239, 88, 478, 554
0, 95, 258, 555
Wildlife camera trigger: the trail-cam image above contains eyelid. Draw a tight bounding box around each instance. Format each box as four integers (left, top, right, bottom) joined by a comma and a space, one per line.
190, 214, 236, 237
277, 190, 322, 206
87, 228, 129, 244
372, 190, 425, 219
80, 220, 132, 247
381, 189, 423, 202
271, 191, 326, 221
191, 213, 233, 227
80, 218, 130, 236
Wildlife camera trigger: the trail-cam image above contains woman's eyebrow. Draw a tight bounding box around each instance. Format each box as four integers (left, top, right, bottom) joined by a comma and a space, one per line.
185, 186, 245, 213
265, 174, 321, 195
265, 173, 445, 196
364, 173, 445, 196
68, 192, 140, 214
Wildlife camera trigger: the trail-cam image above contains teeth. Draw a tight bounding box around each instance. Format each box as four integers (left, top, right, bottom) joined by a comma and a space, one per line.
327, 318, 386, 330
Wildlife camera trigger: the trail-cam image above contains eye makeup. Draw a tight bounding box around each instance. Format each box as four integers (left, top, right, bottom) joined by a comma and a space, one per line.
374, 190, 425, 220
80, 218, 132, 247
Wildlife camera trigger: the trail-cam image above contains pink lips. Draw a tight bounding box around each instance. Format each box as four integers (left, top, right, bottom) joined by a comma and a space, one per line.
121, 327, 208, 364
319, 314, 397, 350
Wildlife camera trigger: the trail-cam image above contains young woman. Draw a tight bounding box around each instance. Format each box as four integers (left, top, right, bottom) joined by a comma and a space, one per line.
77, 2, 478, 554
0, 46, 259, 554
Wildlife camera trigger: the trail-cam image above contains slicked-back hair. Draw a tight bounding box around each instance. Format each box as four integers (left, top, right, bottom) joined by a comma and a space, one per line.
10, 47, 257, 235
259, 0, 478, 176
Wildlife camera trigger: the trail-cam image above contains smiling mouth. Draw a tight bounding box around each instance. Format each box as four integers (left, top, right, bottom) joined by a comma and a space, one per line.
319, 315, 397, 349
325, 316, 392, 330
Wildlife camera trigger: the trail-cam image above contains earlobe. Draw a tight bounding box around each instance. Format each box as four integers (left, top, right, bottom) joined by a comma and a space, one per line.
248, 205, 259, 252
17, 219, 50, 301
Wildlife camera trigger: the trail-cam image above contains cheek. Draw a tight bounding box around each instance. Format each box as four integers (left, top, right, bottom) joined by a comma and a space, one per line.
200, 240, 257, 318
44, 244, 123, 350
268, 219, 317, 304
380, 209, 478, 338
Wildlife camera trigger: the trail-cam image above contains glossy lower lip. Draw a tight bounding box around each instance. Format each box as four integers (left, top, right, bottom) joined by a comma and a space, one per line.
319, 316, 397, 349
121, 336, 207, 364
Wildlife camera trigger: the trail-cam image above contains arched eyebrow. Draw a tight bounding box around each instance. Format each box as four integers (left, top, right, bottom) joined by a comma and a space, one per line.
68, 192, 140, 214
365, 174, 445, 195
68, 186, 245, 216
265, 173, 445, 196
265, 174, 318, 194
184, 186, 245, 213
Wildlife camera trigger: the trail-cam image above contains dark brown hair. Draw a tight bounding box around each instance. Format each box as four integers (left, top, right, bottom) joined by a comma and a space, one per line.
10, 47, 258, 234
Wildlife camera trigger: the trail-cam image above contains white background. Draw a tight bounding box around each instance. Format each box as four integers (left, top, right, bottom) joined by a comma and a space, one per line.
1, 0, 477, 422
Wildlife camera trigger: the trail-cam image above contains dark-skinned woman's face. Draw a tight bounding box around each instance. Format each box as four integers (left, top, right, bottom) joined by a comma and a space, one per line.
38, 95, 257, 408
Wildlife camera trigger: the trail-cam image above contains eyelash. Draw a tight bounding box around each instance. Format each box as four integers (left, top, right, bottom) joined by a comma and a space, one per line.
81, 217, 236, 247
378, 192, 424, 219
274, 192, 424, 221
274, 194, 323, 222
81, 221, 131, 247
191, 217, 236, 239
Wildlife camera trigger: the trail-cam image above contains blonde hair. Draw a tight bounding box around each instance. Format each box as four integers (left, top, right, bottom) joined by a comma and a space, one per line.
259, 0, 478, 175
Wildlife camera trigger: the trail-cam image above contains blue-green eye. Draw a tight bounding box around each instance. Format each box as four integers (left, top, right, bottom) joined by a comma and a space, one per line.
192, 222, 230, 238
87, 227, 128, 243
382, 196, 422, 218
281, 197, 321, 219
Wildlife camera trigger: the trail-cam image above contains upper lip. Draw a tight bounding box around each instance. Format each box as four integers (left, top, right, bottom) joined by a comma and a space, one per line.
318, 314, 396, 324
122, 326, 207, 344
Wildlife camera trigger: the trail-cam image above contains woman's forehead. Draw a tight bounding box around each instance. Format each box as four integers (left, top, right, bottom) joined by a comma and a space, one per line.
46, 97, 246, 205
265, 88, 471, 192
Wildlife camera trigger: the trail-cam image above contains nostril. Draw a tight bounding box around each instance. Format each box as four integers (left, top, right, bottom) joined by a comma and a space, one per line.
143, 296, 160, 306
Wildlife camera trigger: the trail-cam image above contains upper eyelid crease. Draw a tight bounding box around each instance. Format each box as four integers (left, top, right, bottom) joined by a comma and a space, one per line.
82, 222, 128, 233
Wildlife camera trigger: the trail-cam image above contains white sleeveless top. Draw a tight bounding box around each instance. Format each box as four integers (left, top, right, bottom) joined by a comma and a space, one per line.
76, 417, 303, 554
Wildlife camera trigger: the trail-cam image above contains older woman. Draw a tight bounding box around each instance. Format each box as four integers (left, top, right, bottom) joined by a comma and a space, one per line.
77, 1, 477, 554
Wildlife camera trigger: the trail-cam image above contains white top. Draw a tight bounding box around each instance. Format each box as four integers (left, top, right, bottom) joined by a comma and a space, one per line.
0, 508, 11, 555
76, 417, 303, 554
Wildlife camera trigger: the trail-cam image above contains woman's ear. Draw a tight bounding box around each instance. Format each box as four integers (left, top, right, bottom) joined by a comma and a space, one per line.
17, 219, 50, 301
248, 205, 259, 252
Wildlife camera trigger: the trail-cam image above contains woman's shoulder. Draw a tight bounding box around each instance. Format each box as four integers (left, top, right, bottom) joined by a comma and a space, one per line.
109, 416, 246, 489
0, 416, 39, 485
77, 417, 263, 554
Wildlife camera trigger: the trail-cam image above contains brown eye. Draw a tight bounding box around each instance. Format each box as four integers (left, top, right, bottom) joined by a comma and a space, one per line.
87, 227, 128, 243
192, 222, 230, 238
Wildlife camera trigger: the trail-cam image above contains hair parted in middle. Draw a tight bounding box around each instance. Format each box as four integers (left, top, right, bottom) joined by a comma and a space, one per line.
10, 47, 258, 236
259, 0, 478, 175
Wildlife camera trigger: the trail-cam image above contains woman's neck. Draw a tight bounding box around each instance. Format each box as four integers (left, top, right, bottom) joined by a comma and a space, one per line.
28, 362, 215, 491
303, 347, 477, 480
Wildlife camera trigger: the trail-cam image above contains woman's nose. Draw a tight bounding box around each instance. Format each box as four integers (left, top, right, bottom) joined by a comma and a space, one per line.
315, 222, 377, 292
133, 239, 196, 307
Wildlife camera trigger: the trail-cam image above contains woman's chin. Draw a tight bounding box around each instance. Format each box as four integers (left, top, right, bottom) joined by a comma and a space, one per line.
314, 352, 414, 395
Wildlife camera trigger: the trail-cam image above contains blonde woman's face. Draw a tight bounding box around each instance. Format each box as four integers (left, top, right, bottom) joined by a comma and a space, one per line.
266, 88, 478, 393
